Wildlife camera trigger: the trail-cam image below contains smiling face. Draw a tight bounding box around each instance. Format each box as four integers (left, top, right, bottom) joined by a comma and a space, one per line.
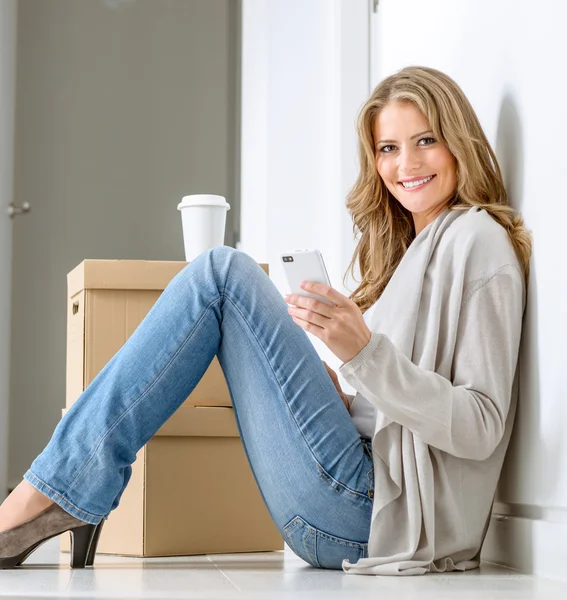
373, 101, 458, 235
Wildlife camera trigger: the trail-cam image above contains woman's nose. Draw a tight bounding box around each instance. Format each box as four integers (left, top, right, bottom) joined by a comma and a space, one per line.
398, 147, 421, 174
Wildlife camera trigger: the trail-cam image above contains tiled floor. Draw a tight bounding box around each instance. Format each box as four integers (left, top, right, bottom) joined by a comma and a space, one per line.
1, 537, 566, 599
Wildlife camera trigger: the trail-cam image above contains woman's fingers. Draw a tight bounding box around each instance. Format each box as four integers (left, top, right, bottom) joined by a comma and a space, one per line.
284, 294, 334, 318
298, 282, 350, 308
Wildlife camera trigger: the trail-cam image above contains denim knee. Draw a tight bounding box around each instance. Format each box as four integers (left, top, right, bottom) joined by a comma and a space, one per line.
206, 246, 264, 287
208, 245, 255, 270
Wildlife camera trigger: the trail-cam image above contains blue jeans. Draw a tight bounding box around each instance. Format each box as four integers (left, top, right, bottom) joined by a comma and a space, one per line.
24, 247, 374, 570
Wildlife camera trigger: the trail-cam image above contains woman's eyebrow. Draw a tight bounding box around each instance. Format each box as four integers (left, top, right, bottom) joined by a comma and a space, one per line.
376, 130, 433, 145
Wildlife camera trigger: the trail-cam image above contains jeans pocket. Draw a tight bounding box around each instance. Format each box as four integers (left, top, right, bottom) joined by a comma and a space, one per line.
283, 515, 368, 570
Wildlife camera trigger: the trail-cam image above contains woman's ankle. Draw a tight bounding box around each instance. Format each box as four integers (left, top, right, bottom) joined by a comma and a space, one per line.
2, 480, 54, 510
19, 480, 54, 505
0, 480, 55, 532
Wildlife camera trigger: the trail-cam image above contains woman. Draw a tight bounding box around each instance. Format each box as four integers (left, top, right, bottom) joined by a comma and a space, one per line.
0, 66, 531, 575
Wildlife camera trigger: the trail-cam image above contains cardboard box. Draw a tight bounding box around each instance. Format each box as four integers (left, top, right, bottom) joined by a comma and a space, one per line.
60, 405, 282, 556
60, 258, 282, 557
66, 259, 269, 409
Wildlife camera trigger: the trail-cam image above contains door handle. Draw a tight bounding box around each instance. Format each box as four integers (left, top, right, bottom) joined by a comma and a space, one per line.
6, 202, 31, 219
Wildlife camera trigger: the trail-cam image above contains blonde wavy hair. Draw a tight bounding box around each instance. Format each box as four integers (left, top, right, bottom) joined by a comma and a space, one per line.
345, 66, 532, 313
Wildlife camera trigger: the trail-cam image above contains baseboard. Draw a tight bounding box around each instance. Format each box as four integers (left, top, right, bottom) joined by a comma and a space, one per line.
482, 501, 567, 583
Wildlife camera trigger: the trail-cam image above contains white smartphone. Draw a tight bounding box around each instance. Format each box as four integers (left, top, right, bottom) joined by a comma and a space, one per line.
281, 248, 333, 307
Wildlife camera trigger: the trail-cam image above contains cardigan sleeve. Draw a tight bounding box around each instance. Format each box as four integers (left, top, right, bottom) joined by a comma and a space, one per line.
339, 266, 525, 461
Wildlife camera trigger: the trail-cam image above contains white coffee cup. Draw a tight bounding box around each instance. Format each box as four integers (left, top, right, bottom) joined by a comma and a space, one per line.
177, 194, 231, 262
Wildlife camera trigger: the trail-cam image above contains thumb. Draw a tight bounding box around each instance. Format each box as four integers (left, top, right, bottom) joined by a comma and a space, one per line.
323, 362, 338, 381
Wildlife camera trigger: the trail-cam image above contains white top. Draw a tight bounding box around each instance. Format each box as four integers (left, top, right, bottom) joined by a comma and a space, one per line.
339, 207, 525, 575
349, 394, 376, 439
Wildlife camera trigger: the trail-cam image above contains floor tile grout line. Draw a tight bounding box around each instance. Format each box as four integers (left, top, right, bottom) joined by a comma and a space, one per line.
207, 554, 242, 593
480, 559, 529, 577
8, 538, 567, 598
64, 548, 76, 592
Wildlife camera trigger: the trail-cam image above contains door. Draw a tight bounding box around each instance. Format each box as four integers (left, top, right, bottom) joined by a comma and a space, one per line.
370, 0, 383, 88
8, 0, 240, 491
0, 0, 17, 501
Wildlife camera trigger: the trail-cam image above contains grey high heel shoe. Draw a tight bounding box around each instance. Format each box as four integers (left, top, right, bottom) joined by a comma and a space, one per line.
0, 503, 103, 569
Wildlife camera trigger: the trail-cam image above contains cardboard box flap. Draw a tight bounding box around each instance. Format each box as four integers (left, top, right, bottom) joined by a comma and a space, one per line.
68, 260, 188, 296
68, 259, 270, 297
62, 405, 239, 438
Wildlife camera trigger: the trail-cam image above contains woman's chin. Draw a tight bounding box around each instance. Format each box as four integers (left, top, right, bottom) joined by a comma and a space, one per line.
398, 196, 437, 215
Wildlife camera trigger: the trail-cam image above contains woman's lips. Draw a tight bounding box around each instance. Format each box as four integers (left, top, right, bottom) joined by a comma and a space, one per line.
398, 174, 436, 192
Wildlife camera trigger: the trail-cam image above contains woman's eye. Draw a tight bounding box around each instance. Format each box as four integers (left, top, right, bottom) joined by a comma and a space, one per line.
379, 145, 395, 153
418, 137, 436, 146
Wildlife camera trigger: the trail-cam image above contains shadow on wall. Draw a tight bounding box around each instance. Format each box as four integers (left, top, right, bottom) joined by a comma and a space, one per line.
491, 92, 561, 571
491, 91, 534, 568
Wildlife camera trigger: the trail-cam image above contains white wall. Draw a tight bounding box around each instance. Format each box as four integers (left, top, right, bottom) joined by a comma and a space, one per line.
372, 0, 565, 582
240, 0, 369, 372
242, 0, 566, 582
0, 0, 17, 501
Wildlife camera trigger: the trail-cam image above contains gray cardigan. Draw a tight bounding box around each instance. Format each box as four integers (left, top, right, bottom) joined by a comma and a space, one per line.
339, 206, 525, 575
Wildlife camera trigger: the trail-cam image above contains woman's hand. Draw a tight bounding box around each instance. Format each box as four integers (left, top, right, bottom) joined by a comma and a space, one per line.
322, 361, 352, 412
284, 281, 371, 364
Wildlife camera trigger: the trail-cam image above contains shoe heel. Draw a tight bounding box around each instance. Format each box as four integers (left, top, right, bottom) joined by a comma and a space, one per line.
85, 521, 104, 567
69, 524, 99, 569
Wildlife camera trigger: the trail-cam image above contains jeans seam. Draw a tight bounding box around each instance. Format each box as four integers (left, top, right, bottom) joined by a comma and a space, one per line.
224, 294, 364, 498
25, 471, 103, 521
315, 529, 368, 549
284, 515, 367, 566
316, 462, 374, 502
65, 296, 222, 493
225, 292, 373, 501
301, 523, 319, 567
223, 295, 325, 465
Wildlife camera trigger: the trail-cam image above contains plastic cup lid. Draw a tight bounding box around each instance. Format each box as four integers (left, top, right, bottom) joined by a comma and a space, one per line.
177, 195, 230, 210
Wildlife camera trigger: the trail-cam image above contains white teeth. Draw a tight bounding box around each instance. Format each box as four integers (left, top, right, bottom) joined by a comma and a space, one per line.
401, 176, 433, 188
